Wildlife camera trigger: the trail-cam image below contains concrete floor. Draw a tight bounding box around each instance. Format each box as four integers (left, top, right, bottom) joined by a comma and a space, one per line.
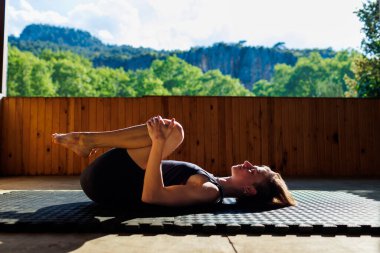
0, 176, 379, 253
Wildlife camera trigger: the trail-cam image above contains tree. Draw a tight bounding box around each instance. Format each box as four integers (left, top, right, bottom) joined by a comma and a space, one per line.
356, 0, 380, 57
252, 51, 357, 97
90, 67, 129, 97
199, 70, 252, 96
352, 0, 380, 97
265, 64, 293, 96
252, 79, 274, 96
151, 56, 252, 96
151, 56, 203, 95
7, 47, 255, 97
322, 50, 358, 97
128, 69, 170, 96
41, 49, 137, 97
50, 57, 97, 97
7, 46, 56, 96
285, 53, 327, 97
273, 42, 286, 50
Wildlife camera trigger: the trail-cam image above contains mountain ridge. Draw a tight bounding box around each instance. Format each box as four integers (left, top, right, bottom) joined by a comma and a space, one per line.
9, 24, 337, 88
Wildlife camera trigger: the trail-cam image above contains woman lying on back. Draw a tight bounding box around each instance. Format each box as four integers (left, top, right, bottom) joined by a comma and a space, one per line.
52, 116, 297, 207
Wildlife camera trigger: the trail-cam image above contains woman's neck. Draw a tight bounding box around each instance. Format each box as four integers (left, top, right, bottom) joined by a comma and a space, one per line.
216, 177, 243, 198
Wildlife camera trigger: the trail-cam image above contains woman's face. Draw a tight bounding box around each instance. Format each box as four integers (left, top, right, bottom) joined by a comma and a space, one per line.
231, 161, 275, 188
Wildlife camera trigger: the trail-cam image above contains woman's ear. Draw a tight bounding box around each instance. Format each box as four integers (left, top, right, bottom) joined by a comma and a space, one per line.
243, 186, 257, 196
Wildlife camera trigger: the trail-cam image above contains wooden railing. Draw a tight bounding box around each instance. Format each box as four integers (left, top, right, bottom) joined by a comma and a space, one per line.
0, 97, 379, 177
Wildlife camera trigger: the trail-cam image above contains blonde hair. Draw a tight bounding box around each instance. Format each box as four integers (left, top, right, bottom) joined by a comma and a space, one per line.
269, 173, 297, 206
238, 172, 297, 207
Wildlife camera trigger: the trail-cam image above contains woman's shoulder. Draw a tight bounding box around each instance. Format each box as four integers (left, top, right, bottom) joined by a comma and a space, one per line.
186, 173, 210, 186
186, 175, 221, 203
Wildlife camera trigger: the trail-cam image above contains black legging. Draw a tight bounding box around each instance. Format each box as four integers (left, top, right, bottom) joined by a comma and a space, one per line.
80, 148, 145, 207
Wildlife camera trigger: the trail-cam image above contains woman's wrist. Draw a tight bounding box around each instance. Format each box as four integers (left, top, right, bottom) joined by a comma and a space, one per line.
152, 138, 166, 146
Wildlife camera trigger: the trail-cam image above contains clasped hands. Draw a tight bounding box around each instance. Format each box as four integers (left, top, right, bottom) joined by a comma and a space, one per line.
146, 115, 176, 144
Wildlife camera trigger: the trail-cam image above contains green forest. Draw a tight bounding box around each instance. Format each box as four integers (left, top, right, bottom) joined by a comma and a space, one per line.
6, 0, 379, 98
7, 46, 358, 97
7, 47, 252, 97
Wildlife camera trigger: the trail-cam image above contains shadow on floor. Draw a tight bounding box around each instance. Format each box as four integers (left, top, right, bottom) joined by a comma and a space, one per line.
0, 200, 283, 231
0, 200, 285, 252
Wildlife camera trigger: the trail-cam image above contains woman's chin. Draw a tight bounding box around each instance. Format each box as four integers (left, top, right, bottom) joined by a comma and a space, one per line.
231, 168, 239, 177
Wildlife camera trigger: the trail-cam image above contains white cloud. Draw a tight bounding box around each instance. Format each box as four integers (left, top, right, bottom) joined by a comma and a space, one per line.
97, 30, 114, 42
7, 0, 364, 50
67, 0, 143, 45
7, 0, 68, 36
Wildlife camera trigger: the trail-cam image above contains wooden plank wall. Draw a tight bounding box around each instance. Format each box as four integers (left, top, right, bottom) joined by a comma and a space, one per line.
0, 97, 379, 178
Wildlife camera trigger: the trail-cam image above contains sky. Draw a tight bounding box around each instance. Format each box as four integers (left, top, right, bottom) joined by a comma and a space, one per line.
6, 0, 365, 51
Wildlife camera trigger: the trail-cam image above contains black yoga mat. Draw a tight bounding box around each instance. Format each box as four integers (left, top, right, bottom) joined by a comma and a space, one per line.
0, 190, 379, 235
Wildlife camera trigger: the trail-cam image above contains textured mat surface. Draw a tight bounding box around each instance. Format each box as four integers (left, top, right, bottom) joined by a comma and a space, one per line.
0, 190, 379, 235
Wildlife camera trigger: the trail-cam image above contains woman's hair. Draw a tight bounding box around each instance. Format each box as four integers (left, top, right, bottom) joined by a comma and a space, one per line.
238, 172, 297, 207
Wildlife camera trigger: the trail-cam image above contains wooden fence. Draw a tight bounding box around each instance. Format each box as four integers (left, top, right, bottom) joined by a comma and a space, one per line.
0, 97, 379, 177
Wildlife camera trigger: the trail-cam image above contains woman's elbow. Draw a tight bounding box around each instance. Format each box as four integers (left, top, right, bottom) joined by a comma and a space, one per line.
141, 193, 155, 204
141, 196, 152, 204
141, 194, 164, 205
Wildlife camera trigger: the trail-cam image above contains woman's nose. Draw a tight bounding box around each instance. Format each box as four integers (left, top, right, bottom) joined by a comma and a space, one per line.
244, 160, 253, 167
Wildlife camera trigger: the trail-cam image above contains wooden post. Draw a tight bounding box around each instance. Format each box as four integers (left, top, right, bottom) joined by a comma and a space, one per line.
0, 0, 7, 174
0, 0, 7, 98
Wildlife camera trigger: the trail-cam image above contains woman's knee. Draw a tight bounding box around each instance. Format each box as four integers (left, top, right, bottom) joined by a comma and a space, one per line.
162, 118, 184, 145
160, 120, 184, 159
171, 120, 184, 146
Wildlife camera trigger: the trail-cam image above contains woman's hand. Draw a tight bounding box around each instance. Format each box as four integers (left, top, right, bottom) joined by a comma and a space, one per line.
146, 116, 175, 143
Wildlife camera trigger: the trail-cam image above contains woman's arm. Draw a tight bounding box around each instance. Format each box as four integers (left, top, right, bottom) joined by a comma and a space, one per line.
141, 137, 166, 202
141, 115, 174, 203
141, 116, 220, 206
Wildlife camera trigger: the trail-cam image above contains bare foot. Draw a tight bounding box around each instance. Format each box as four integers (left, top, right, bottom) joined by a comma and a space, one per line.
52, 132, 96, 157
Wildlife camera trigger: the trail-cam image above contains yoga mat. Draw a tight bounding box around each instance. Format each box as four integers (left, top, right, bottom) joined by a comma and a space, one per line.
0, 190, 379, 235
